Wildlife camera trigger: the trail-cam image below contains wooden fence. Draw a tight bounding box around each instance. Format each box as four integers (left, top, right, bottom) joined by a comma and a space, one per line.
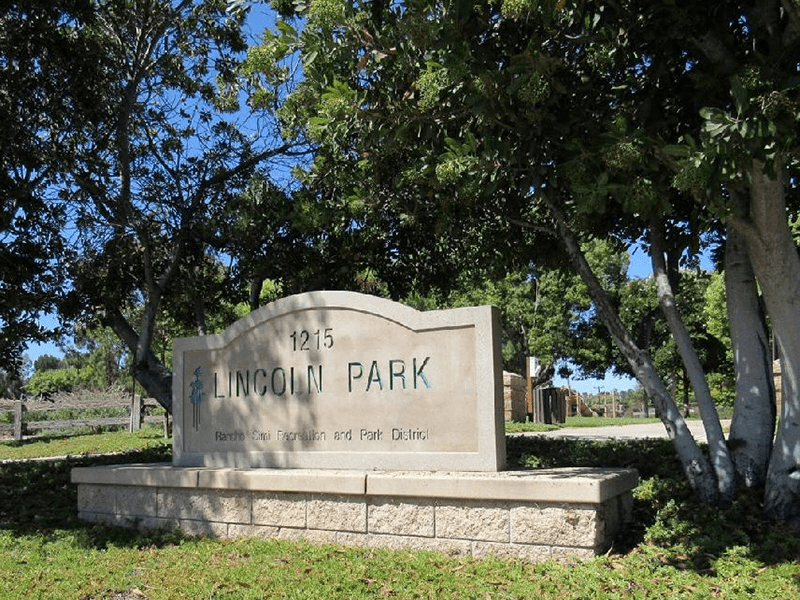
0, 392, 169, 442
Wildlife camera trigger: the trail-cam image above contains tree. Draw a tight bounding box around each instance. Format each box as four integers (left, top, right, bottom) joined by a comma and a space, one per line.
0, 0, 105, 375
616, 0, 798, 516
50, 0, 306, 411
24, 326, 131, 397
700, 272, 736, 408
404, 239, 631, 379
245, 0, 721, 500
33, 354, 63, 374
617, 270, 731, 415
0, 364, 24, 399
248, 0, 800, 518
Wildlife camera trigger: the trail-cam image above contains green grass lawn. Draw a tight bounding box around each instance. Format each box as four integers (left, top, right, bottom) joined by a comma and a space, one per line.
1, 427, 798, 599
504, 415, 662, 433
0, 424, 171, 461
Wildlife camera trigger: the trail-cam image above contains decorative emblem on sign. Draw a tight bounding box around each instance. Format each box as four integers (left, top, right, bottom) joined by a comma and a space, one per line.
190, 366, 204, 431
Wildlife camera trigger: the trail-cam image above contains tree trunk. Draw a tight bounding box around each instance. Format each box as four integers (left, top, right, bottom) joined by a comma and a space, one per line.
195, 296, 208, 336
541, 192, 719, 502
105, 308, 173, 413
130, 361, 173, 413
249, 277, 264, 312
725, 211, 775, 488
651, 218, 736, 503
734, 160, 800, 521
682, 367, 689, 418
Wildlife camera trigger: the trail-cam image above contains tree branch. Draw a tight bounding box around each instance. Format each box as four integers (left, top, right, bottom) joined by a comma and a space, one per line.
539, 188, 718, 502
650, 215, 735, 502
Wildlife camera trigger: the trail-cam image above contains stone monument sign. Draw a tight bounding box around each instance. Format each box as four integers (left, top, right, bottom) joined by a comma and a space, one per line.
172, 291, 505, 471
74, 291, 637, 562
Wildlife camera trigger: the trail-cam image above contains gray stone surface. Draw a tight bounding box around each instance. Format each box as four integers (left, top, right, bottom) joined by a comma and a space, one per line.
337, 532, 473, 557
510, 504, 600, 547
117, 486, 157, 517
367, 498, 435, 537
252, 492, 307, 527
306, 495, 367, 532
158, 488, 251, 523
200, 469, 366, 494
77, 483, 116, 515
72, 463, 201, 487
435, 501, 510, 542
172, 291, 505, 471
75, 465, 637, 504
179, 519, 228, 538
227, 523, 281, 539
72, 464, 636, 562
366, 468, 639, 503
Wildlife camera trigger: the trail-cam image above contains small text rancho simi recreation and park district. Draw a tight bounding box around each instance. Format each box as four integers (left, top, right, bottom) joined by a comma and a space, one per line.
214, 426, 431, 444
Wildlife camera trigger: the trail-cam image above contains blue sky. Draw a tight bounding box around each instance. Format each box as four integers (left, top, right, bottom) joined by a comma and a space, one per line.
550, 249, 652, 394
23, 249, 656, 390
19, 7, 681, 396
21, 7, 277, 373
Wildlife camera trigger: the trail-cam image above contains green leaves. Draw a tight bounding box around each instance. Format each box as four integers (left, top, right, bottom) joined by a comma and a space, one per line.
499, 0, 566, 24
0, 0, 315, 406
662, 145, 692, 159
700, 107, 734, 140
693, 64, 799, 190
416, 62, 452, 110
730, 75, 750, 117
306, 0, 348, 29
307, 79, 360, 142
435, 134, 481, 185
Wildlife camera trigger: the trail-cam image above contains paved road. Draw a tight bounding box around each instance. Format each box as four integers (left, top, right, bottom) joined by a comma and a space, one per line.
515, 419, 732, 444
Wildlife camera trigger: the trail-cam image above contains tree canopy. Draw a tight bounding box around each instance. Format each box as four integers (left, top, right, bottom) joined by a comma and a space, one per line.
242, 0, 800, 519
6, 0, 800, 521
1, 0, 312, 409
0, 0, 105, 375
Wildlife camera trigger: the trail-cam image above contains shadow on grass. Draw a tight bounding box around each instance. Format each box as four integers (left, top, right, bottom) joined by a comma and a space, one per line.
1, 430, 100, 448
0, 425, 132, 448
507, 435, 800, 569
2, 437, 800, 569
0, 445, 185, 550
505, 435, 684, 478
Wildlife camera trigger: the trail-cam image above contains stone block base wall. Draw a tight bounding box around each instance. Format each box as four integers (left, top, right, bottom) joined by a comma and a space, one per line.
72, 466, 637, 563
503, 371, 527, 422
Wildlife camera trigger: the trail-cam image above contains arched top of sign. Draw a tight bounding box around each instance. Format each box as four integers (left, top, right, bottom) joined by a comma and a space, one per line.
199, 291, 493, 351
